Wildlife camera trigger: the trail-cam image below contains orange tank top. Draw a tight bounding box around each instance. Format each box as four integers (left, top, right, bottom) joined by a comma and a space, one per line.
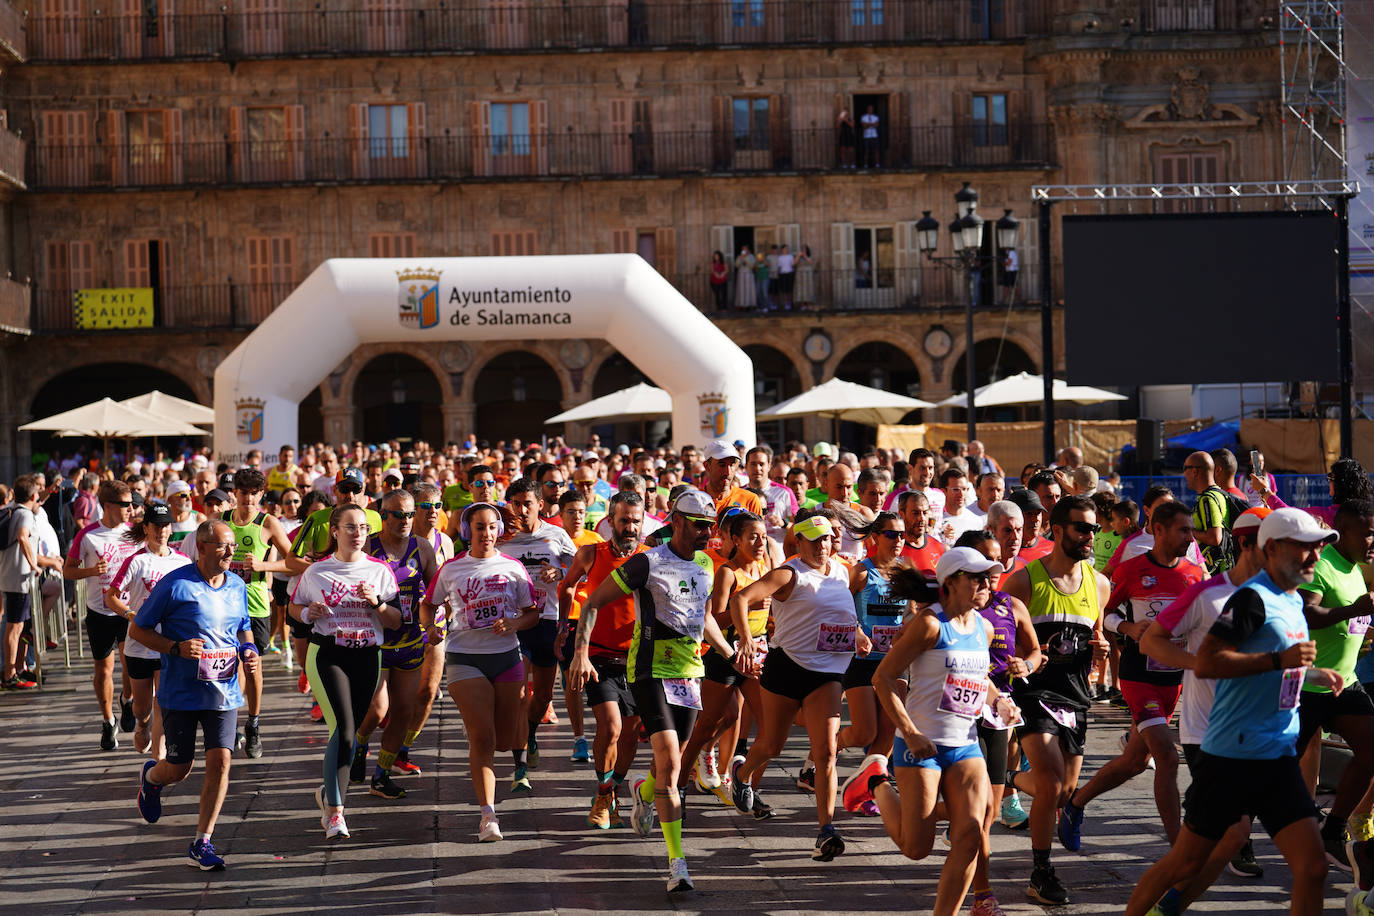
587, 541, 644, 658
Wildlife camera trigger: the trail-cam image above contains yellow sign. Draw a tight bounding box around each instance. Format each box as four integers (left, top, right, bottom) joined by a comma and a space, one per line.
73, 288, 154, 329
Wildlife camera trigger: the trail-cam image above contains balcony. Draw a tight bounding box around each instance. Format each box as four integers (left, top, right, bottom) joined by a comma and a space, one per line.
27, 123, 1053, 191
0, 0, 23, 61
25, 0, 1052, 62
1139, 0, 1241, 32
33, 283, 293, 333
0, 126, 26, 189
0, 277, 30, 334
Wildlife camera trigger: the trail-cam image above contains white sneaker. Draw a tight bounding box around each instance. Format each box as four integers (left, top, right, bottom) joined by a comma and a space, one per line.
325, 812, 350, 839
478, 812, 503, 842
631, 777, 656, 838
698, 748, 721, 789
667, 856, 694, 893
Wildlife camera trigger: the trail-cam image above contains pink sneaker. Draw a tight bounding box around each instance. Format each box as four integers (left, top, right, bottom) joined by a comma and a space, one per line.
969, 894, 1006, 916
840, 753, 887, 812
857, 799, 880, 817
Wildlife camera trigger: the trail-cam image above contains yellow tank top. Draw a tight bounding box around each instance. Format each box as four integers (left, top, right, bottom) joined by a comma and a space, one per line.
1026, 558, 1100, 627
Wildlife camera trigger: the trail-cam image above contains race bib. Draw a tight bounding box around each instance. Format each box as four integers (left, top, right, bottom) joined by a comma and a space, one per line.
870, 624, 902, 655
663, 677, 702, 709
197, 648, 237, 682
1039, 700, 1079, 730
1279, 667, 1303, 710
227, 560, 250, 581
336, 627, 377, 649
981, 699, 1022, 729
1145, 637, 1187, 673
399, 592, 415, 625
1349, 616, 1370, 637
938, 673, 988, 719
817, 622, 856, 653
465, 601, 504, 630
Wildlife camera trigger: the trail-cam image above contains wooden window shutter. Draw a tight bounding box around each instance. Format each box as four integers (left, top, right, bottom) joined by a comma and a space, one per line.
611, 228, 633, 253
107, 109, 127, 186
654, 227, 676, 279
286, 105, 305, 180
246, 236, 268, 285
532, 100, 548, 175
830, 221, 854, 306
470, 101, 491, 177
953, 92, 972, 158
888, 91, 907, 167
124, 239, 149, 286
228, 106, 244, 181
406, 102, 426, 176
709, 225, 734, 261
769, 94, 791, 167
45, 241, 71, 289
272, 236, 294, 286
120, 0, 141, 57
71, 241, 95, 289
609, 98, 630, 173
164, 108, 183, 183
712, 95, 729, 169
349, 102, 370, 179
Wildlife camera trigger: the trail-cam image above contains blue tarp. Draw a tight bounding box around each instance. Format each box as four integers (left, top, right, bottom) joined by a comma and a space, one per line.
1166, 421, 1240, 452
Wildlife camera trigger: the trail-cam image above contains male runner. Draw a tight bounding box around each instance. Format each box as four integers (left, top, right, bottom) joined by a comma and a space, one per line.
554, 489, 603, 763
266, 445, 299, 494
700, 440, 763, 517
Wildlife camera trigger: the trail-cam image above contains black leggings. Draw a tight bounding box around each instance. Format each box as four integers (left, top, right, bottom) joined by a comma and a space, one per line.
977, 721, 1010, 789
308, 640, 380, 807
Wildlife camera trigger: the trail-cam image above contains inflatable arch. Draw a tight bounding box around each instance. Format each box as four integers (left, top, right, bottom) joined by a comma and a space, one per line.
213, 255, 756, 463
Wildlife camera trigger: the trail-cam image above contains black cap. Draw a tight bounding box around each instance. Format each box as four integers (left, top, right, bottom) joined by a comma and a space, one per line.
130, 492, 145, 507
144, 503, 173, 525
1009, 488, 1045, 515
205, 488, 230, 503
218, 472, 237, 490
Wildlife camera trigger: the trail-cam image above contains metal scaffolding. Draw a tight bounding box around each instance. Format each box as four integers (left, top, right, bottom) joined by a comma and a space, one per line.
1281, 1, 1349, 191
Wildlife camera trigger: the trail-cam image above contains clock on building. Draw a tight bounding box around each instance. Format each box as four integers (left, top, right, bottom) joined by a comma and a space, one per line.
803, 331, 833, 363
923, 327, 953, 359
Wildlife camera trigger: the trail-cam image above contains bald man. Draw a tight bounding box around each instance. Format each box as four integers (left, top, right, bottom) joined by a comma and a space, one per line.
1056, 447, 1084, 470
1182, 450, 1232, 575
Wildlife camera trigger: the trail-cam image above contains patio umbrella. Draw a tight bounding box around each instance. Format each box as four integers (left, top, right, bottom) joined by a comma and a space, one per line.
758, 377, 936, 442
544, 383, 672, 424
937, 371, 1126, 408
120, 390, 215, 426
19, 397, 206, 466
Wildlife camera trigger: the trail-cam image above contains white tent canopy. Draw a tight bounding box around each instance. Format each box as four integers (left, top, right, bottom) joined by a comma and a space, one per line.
938, 372, 1127, 409
120, 390, 215, 426
545, 383, 671, 424
758, 377, 936, 427
19, 397, 206, 438
213, 255, 755, 462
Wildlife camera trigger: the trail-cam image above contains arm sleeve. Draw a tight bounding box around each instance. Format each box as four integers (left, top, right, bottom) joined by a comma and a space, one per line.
1208, 587, 1267, 646
610, 552, 650, 595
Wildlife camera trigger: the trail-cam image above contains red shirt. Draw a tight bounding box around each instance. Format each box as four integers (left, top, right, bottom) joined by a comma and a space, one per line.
899, 536, 945, 579
1106, 551, 1207, 684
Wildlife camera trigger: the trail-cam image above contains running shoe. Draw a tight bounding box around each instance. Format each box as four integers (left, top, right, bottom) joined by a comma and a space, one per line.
1057, 798, 1085, 852
349, 745, 368, 784
133, 720, 151, 755
526, 734, 540, 770
812, 825, 845, 861
1000, 792, 1029, 830
297, 671, 310, 694
695, 761, 720, 795
796, 760, 816, 794
244, 722, 262, 759
2, 674, 37, 689
119, 695, 136, 734
1348, 888, 1374, 916
1355, 814, 1374, 843
1328, 823, 1355, 872
970, 894, 1007, 916
699, 747, 721, 789
542, 702, 558, 724
571, 735, 590, 763
265, 641, 281, 654
752, 792, 775, 820
137, 759, 162, 824
100, 720, 118, 751
325, 812, 350, 839
1026, 865, 1069, 905
510, 764, 532, 794
187, 838, 226, 871
666, 857, 693, 893
708, 781, 736, 809
315, 786, 327, 830
1351, 839, 1374, 892
1110, 691, 1128, 709
857, 800, 881, 817
309, 702, 323, 722
631, 778, 656, 837
588, 792, 616, 829
728, 756, 753, 814
841, 753, 887, 813
391, 752, 422, 776
1226, 839, 1263, 878
370, 773, 406, 800
478, 812, 503, 842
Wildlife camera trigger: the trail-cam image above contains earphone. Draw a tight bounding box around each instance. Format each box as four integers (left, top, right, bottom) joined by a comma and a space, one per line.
460, 502, 505, 542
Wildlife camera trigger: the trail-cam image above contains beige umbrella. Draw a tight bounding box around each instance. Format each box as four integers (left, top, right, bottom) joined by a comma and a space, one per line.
120, 390, 215, 426
938, 372, 1127, 408
20, 397, 206, 466
758, 377, 936, 443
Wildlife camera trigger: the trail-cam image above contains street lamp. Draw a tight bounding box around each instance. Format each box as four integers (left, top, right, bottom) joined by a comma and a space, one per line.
915, 182, 1019, 443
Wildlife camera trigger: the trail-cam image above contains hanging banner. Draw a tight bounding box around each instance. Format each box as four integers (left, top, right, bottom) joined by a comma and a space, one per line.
73, 288, 155, 329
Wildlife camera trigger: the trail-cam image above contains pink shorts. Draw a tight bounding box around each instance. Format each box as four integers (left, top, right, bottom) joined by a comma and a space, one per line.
1120, 680, 1182, 731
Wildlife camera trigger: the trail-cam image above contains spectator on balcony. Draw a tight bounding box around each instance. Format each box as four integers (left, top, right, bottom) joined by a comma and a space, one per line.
733, 246, 756, 311
765, 245, 781, 310
856, 251, 872, 289
709, 251, 730, 312
861, 105, 881, 168
837, 109, 856, 169
795, 244, 817, 310
777, 244, 795, 311
754, 250, 771, 312
1000, 247, 1019, 305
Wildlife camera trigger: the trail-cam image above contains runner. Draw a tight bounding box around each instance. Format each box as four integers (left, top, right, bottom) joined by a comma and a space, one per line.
64, 479, 139, 750
164, 480, 204, 549
895, 490, 945, 579
106, 504, 191, 757
290, 504, 402, 839
854, 547, 1021, 916
745, 445, 797, 547
570, 488, 739, 892
562, 491, 646, 828
444, 465, 498, 540
1002, 494, 1111, 905
129, 519, 258, 871
1058, 500, 1206, 848
729, 511, 862, 862
350, 489, 438, 799
700, 440, 764, 517
1009, 489, 1052, 567
267, 445, 299, 494
420, 501, 541, 842
822, 464, 874, 561
554, 488, 604, 764
1124, 508, 1340, 916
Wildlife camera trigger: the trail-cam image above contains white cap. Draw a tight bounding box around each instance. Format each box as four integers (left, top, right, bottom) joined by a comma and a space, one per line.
670, 488, 717, 521
383, 468, 403, 482
935, 546, 1005, 586
703, 440, 739, 462
165, 480, 191, 497
1257, 507, 1338, 549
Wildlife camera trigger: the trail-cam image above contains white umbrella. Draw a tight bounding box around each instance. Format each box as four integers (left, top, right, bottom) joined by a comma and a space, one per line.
120, 390, 215, 426
938, 371, 1126, 408
545, 382, 672, 425
19, 397, 204, 437
758, 377, 936, 439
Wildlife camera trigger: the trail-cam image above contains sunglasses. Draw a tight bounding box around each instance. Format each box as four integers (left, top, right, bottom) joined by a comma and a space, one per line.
109, 500, 133, 508
415, 501, 440, 510
874, 530, 904, 541
542, 481, 565, 489
471, 479, 496, 488
960, 572, 995, 586
384, 510, 415, 520
1070, 521, 1102, 535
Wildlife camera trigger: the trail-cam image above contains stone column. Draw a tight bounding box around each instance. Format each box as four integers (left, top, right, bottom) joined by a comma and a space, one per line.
321, 405, 354, 446
441, 402, 475, 445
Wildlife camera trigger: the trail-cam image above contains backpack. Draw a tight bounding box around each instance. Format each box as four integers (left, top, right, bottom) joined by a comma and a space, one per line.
0, 505, 18, 553
1208, 487, 1250, 571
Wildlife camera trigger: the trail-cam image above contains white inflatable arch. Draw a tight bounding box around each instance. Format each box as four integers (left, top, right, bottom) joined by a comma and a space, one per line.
213, 255, 755, 463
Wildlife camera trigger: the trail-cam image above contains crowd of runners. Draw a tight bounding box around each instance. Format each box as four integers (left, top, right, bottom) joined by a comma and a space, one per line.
5, 434, 1374, 914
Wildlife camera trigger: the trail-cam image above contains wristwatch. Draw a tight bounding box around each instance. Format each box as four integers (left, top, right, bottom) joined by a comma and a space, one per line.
1271, 651, 1283, 670
169, 641, 180, 658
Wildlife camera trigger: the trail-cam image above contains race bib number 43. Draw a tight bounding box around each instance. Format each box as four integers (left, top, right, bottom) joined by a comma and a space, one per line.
197, 648, 238, 682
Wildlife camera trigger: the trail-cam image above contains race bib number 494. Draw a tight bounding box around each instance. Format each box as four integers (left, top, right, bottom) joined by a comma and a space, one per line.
817, 622, 856, 653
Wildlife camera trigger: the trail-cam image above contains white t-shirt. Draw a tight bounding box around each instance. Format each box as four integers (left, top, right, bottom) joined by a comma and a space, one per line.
502, 522, 576, 620
111, 547, 193, 660
762, 482, 798, 543
861, 113, 880, 138
426, 551, 536, 655
78, 522, 137, 615
1004, 249, 1019, 272
32, 508, 59, 560
938, 508, 984, 547
291, 555, 400, 647
0, 506, 35, 592
1154, 571, 1238, 746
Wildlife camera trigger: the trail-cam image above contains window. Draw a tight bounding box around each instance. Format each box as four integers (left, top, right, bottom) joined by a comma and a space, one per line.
364, 0, 404, 51
368, 233, 416, 258
36, 0, 83, 59
245, 235, 294, 319
491, 232, 538, 256
368, 104, 408, 159
125, 110, 167, 181
41, 110, 91, 187
43, 240, 94, 328
731, 0, 763, 27
231, 105, 303, 182
1155, 150, 1223, 212
123, 239, 170, 288
853, 226, 894, 290
611, 229, 634, 253
242, 0, 283, 54
851, 0, 883, 27
972, 94, 1008, 147
470, 100, 545, 177
490, 102, 530, 159
732, 98, 769, 152
970, 0, 1004, 25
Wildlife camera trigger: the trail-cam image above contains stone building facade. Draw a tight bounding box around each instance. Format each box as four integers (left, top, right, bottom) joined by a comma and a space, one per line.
0, 0, 1289, 470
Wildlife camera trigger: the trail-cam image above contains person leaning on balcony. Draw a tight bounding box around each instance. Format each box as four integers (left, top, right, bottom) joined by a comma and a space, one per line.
733, 246, 756, 311
709, 251, 730, 312
794, 244, 817, 309
837, 110, 856, 169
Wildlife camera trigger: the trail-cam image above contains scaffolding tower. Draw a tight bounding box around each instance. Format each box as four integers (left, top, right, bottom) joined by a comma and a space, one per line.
1280, 1, 1349, 193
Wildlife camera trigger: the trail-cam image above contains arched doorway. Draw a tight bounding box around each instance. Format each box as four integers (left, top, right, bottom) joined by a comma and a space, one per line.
833, 341, 924, 451
474, 351, 563, 446
950, 338, 1038, 423
28, 362, 203, 467
352, 353, 444, 446
298, 386, 324, 447
587, 352, 662, 447
746, 344, 803, 449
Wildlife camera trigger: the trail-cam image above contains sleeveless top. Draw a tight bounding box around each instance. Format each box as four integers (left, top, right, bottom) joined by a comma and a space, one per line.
711, 556, 769, 658
585, 540, 643, 659
903, 606, 991, 748
979, 590, 1018, 691
367, 534, 427, 649
854, 558, 905, 660
770, 557, 857, 675
221, 510, 271, 618
1014, 559, 1100, 710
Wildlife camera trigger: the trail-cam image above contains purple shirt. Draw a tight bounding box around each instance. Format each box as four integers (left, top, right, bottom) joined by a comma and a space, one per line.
979, 590, 1018, 691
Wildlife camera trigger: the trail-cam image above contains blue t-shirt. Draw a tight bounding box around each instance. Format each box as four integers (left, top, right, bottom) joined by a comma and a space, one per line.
854, 558, 904, 660
134, 564, 251, 712
1201, 569, 1310, 760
